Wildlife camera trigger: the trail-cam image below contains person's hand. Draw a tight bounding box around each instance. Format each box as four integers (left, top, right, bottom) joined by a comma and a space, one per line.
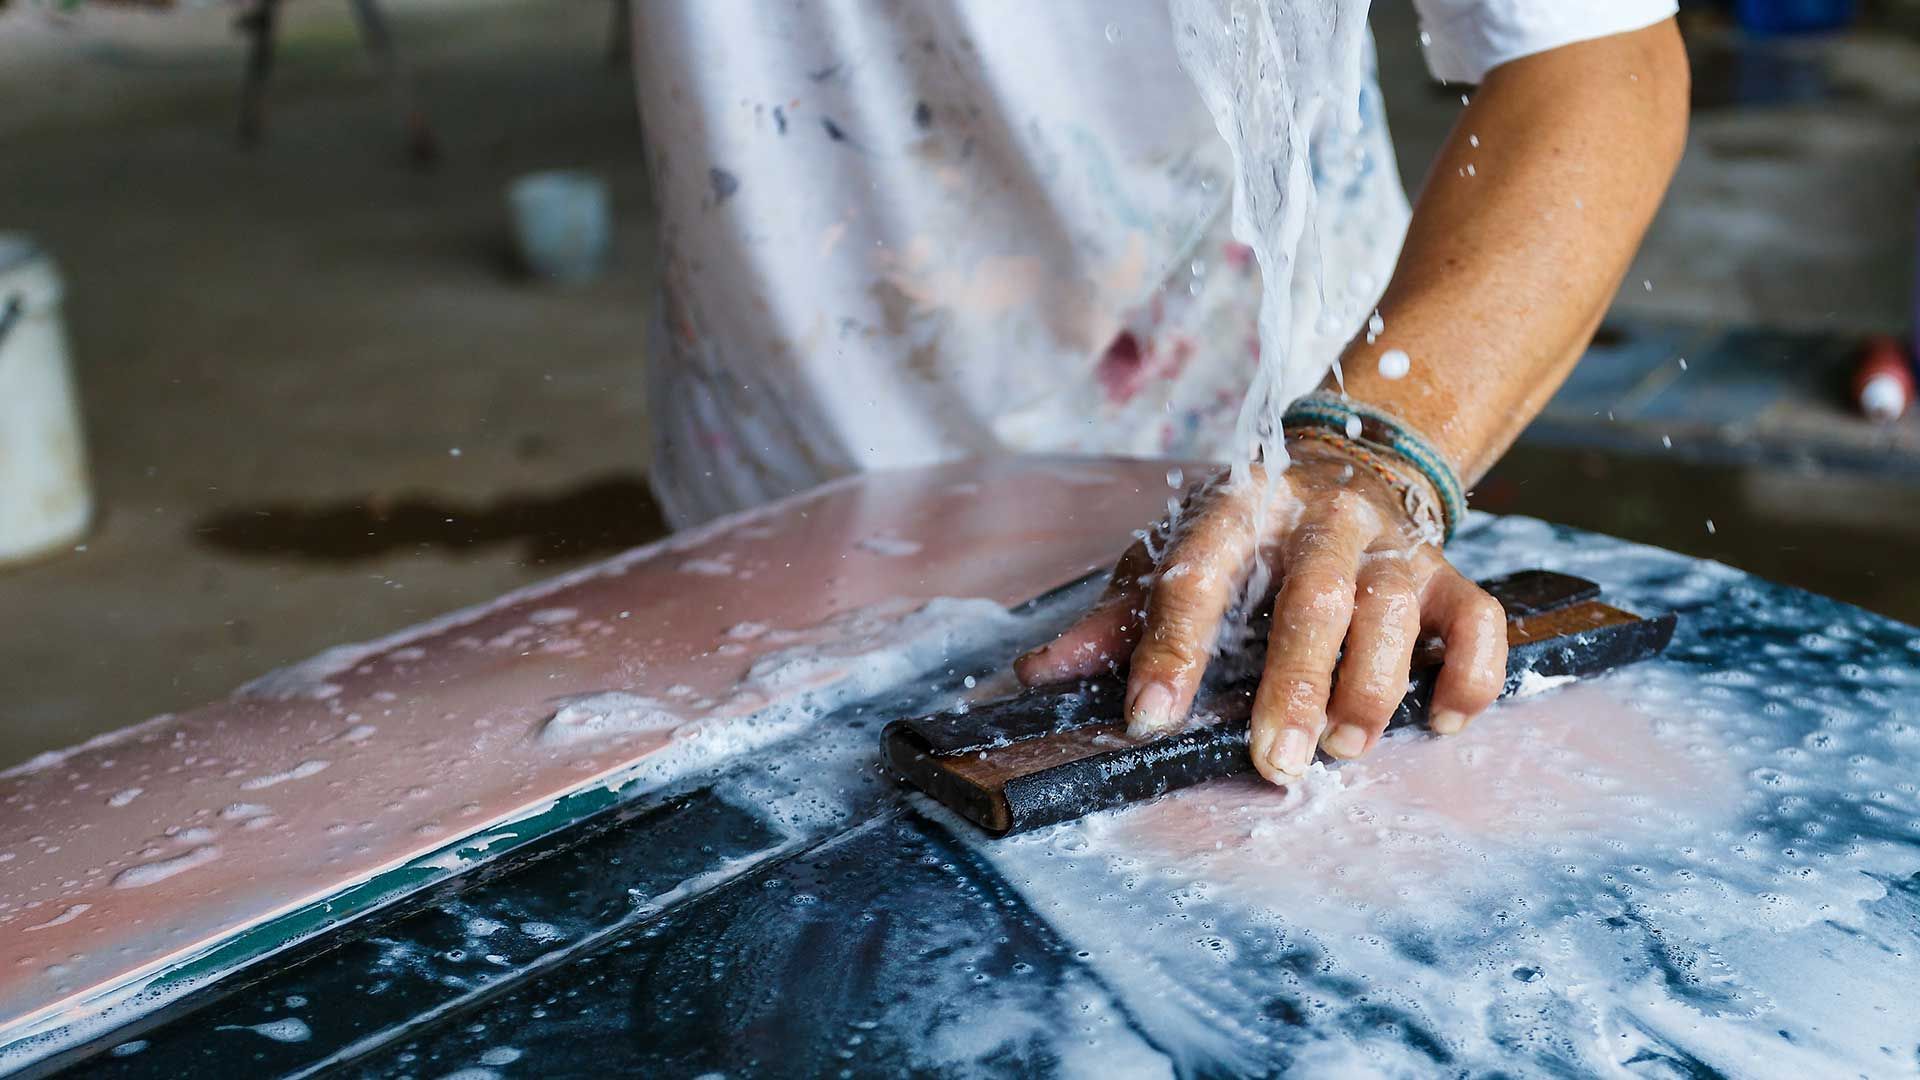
1013, 440, 1508, 786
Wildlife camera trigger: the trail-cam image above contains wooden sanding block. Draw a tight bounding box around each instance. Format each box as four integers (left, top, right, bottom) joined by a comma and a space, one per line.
883, 570, 1676, 836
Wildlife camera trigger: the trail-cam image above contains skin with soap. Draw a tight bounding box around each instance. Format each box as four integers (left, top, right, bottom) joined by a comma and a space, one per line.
1018, 24, 1690, 785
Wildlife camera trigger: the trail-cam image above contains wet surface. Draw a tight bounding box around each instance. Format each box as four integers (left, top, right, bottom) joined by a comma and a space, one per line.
191, 474, 665, 563
39, 516, 1920, 1079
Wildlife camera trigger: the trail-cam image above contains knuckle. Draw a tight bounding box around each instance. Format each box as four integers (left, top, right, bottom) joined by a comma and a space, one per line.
1281, 574, 1355, 620
1465, 592, 1507, 629
1133, 630, 1207, 683
1264, 670, 1332, 708
1365, 557, 1420, 593
1327, 488, 1371, 519
1289, 522, 1339, 557
1147, 569, 1212, 623
1445, 659, 1504, 706
1339, 680, 1402, 723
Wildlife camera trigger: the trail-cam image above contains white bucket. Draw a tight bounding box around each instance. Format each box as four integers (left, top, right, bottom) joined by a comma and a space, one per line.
0, 235, 92, 565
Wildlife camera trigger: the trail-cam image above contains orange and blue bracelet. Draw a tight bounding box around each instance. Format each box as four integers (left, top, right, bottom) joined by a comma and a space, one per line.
1282, 391, 1467, 542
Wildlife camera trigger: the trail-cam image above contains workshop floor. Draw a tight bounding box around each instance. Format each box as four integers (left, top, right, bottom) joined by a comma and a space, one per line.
1, 1, 1917, 770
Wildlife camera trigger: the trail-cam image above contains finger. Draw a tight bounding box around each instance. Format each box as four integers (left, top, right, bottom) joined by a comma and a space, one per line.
1014, 588, 1144, 684
1248, 508, 1374, 781
1321, 554, 1420, 760
1014, 542, 1154, 685
1124, 495, 1261, 736
1418, 564, 1509, 734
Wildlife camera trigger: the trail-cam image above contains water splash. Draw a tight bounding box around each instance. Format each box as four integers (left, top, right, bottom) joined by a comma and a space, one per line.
1172, 0, 1374, 479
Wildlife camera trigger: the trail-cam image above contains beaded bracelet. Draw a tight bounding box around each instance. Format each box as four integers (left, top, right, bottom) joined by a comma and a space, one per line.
1282, 391, 1467, 543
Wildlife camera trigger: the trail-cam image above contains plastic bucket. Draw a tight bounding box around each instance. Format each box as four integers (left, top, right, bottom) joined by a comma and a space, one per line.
507, 170, 612, 284
0, 235, 92, 565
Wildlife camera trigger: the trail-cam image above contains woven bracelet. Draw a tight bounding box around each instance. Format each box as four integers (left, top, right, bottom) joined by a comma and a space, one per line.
1282, 391, 1468, 542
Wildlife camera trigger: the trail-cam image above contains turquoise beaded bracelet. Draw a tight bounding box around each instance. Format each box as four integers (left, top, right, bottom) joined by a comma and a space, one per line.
1281, 391, 1468, 542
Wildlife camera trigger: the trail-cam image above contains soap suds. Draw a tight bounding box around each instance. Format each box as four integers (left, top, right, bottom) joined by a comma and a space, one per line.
856, 534, 923, 557
111, 845, 221, 889
679, 556, 736, 577
215, 1018, 311, 1043
536, 693, 684, 747
1513, 669, 1577, 697
240, 760, 330, 791
21, 905, 90, 932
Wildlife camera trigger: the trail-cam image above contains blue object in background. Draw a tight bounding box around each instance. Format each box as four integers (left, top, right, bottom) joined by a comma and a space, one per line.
508, 170, 612, 285
1735, 0, 1855, 34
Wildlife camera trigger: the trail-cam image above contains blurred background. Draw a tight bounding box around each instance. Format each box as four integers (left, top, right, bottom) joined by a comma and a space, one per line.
1, 0, 1916, 770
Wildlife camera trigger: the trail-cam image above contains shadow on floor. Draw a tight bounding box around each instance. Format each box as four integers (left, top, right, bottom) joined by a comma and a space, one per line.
192, 473, 668, 564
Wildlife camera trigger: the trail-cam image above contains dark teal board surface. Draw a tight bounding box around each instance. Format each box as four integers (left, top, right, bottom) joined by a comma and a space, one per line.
43, 518, 1920, 1079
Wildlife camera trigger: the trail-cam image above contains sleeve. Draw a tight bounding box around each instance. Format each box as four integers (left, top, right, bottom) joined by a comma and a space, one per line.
1410, 0, 1679, 84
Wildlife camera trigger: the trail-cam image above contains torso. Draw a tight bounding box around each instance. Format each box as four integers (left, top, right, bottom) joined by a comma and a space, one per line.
631, 1, 1408, 524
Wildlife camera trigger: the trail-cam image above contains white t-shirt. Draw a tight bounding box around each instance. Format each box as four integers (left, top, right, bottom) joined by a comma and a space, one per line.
631, 1, 1676, 526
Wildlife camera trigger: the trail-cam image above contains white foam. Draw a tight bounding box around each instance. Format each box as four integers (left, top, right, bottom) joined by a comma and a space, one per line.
239, 760, 330, 791
536, 693, 684, 747
21, 905, 89, 933
215, 1018, 310, 1043
679, 556, 735, 576
1514, 669, 1577, 697
856, 534, 923, 557
111, 845, 220, 889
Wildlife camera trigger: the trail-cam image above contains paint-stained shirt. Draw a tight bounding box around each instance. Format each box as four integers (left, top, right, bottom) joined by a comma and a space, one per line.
631, 1, 1678, 526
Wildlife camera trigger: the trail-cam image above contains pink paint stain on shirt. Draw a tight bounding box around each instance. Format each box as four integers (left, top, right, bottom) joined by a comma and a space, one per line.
1095, 331, 1196, 407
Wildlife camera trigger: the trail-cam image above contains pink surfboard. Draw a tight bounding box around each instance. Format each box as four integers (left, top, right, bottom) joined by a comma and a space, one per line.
0, 456, 1182, 1055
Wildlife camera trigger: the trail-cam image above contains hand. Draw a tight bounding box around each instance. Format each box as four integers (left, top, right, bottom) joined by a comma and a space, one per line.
1013, 440, 1508, 786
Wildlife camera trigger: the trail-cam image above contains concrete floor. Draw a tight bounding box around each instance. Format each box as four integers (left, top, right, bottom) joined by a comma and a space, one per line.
2, 2, 1918, 770
0, 0, 658, 767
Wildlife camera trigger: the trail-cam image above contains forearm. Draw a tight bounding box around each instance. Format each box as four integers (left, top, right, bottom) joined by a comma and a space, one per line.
1333, 20, 1690, 486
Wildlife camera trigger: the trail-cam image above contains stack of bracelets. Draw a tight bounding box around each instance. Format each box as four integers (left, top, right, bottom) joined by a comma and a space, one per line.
1281, 390, 1467, 546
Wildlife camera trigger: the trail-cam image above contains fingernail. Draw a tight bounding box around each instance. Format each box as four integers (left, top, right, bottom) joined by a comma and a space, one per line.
1322, 723, 1368, 759
1128, 682, 1175, 736
1271, 727, 1315, 776
1430, 709, 1466, 735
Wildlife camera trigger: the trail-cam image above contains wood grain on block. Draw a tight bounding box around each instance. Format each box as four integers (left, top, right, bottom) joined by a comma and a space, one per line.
884, 573, 1677, 836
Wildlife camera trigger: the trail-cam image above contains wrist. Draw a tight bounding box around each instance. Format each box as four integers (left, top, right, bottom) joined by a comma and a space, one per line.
1282, 392, 1465, 543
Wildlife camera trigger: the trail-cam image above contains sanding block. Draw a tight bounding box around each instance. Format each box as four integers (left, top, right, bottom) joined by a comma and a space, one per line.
883, 570, 1676, 836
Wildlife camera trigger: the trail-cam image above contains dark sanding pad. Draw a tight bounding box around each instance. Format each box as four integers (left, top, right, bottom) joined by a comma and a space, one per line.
883, 570, 1675, 836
